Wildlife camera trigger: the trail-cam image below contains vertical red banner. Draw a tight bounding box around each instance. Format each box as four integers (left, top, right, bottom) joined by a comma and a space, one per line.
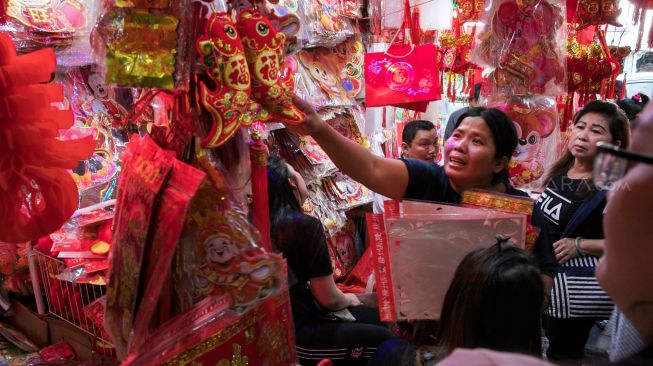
365, 213, 396, 322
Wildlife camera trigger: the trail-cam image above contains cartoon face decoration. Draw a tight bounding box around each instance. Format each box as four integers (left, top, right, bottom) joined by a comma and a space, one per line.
88, 73, 109, 100
298, 50, 346, 100
493, 97, 557, 186
205, 234, 240, 265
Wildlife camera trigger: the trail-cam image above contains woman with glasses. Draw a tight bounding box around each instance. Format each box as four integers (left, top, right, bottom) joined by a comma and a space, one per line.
532, 100, 631, 363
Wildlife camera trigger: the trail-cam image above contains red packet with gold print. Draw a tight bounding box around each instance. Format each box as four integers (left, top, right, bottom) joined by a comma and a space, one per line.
104, 136, 175, 359
124, 289, 297, 365
130, 158, 205, 351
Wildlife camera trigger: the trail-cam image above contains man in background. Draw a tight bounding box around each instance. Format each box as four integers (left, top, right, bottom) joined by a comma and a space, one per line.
399, 119, 438, 162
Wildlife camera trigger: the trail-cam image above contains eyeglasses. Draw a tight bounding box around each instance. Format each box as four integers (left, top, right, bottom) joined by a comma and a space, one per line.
593, 141, 653, 189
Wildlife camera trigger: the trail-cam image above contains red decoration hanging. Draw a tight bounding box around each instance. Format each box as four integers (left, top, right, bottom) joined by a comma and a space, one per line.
237, 8, 304, 125
364, 0, 441, 111
249, 127, 271, 251
456, 0, 486, 24
576, 0, 622, 29
196, 12, 271, 149
629, 0, 653, 50
0, 33, 95, 243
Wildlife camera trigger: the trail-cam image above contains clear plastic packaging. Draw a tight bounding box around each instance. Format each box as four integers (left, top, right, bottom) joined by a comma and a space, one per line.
473, 0, 567, 96
92, 0, 192, 90
369, 199, 527, 321
172, 157, 286, 317
0, 0, 99, 64
298, 0, 355, 48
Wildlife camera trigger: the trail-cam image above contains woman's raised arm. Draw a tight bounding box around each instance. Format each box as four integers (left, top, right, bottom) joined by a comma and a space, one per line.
288, 96, 409, 199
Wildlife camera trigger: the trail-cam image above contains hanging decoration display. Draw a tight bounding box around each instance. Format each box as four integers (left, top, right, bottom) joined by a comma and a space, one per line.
473, 0, 566, 97
560, 28, 623, 129
0, 33, 95, 243
237, 8, 305, 125
455, 0, 486, 24
629, 0, 653, 50
94, 0, 191, 90
364, 0, 441, 112
573, 0, 622, 29
438, 25, 476, 101
196, 12, 269, 148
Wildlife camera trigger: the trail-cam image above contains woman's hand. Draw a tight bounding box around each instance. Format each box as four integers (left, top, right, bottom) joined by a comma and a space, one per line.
355, 293, 378, 308
284, 95, 326, 137
553, 237, 577, 265
345, 293, 363, 307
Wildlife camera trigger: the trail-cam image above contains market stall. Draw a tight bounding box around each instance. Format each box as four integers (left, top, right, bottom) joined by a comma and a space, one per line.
0, 0, 644, 364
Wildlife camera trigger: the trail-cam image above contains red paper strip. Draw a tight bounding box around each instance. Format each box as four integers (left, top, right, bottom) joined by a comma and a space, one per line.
366, 213, 396, 322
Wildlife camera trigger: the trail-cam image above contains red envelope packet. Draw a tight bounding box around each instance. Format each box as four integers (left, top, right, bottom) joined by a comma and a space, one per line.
104, 136, 175, 359
131, 158, 205, 351
124, 287, 296, 365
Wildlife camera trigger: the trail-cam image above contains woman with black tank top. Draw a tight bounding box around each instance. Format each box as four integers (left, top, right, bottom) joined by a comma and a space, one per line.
532, 100, 630, 364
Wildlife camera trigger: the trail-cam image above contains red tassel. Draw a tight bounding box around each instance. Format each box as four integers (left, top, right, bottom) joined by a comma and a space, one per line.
461, 73, 467, 95
411, 7, 421, 43
600, 79, 606, 99
249, 127, 271, 251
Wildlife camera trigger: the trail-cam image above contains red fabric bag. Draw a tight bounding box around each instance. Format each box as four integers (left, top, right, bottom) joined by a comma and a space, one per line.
364, 0, 440, 111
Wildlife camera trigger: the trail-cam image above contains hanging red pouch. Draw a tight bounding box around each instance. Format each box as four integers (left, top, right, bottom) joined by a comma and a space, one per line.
364, 0, 440, 110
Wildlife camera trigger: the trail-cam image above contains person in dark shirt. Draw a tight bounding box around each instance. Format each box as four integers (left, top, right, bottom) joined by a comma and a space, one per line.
444, 82, 482, 141
531, 100, 630, 363
287, 96, 527, 205
267, 157, 394, 365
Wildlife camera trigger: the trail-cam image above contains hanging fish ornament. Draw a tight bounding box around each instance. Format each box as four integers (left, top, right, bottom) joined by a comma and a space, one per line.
237, 8, 304, 125
196, 12, 269, 148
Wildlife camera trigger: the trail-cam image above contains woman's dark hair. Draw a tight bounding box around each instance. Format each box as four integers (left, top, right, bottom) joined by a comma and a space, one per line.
402, 120, 435, 145
436, 244, 544, 357
267, 156, 301, 225
616, 93, 649, 123
454, 107, 518, 185
543, 100, 630, 189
